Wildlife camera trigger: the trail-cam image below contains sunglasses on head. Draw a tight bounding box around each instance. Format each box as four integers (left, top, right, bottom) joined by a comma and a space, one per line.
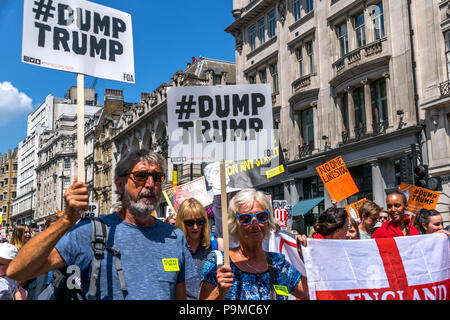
236, 211, 270, 225
121, 170, 165, 184
184, 218, 206, 227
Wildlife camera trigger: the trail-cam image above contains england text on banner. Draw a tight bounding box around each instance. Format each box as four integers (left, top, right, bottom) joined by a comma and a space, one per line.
303, 234, 450, 300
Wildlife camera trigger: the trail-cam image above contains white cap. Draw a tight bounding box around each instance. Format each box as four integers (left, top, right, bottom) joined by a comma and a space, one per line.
0, 243, 18, 260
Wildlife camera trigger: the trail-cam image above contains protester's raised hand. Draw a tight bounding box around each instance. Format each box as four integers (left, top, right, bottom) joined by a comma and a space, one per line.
216, 265, 234, 297
63, 177, 89, 225
296, 234, 308, 262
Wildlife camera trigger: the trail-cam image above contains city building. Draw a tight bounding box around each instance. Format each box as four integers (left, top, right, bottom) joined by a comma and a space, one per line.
0, 148, 18, 238
111, 57, 236, 218
27, 87, 101, 228
226, 0, 450, 232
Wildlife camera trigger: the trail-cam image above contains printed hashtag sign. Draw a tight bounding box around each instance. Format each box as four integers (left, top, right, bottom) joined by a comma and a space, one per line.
167, 84, 275, 164
22, 0, 135, 83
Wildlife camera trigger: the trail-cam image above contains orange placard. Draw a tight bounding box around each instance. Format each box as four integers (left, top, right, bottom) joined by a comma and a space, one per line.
398, 183, 440, 217
316, 156, 359, 202
345, 198, 366, 223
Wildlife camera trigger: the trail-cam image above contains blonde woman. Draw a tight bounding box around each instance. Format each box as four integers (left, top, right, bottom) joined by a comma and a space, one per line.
9, 224, 31, 251
176, 198, 214, 300
199, 188, 309, 300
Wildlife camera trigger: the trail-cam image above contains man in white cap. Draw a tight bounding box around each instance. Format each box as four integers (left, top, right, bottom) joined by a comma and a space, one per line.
0, 243, 23, 300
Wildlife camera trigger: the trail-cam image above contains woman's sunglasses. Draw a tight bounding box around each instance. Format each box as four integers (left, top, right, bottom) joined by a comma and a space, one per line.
184, 218, 206, 227
236, 211, 270, 226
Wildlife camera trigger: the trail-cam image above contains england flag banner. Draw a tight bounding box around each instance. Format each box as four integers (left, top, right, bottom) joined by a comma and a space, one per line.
303, 234, 450, 300
22, 0, 135, 83
167, 84, 275, 164
263, 230, 306, 300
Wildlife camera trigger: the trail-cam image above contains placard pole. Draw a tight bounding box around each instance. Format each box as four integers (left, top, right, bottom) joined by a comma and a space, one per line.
220, 161, 230, 266
77, 74, 85, 183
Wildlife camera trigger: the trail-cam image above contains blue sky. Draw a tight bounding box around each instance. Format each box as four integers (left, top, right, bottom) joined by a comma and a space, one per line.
0, 0, 235, 154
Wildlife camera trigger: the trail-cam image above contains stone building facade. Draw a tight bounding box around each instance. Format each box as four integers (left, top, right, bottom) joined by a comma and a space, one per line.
0, 148, 18, 237
226, 0, 450, 230
111, 57, 236, 218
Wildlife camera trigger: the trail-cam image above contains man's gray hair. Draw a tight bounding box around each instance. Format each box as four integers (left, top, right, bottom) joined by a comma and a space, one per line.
115, 148, 167, 181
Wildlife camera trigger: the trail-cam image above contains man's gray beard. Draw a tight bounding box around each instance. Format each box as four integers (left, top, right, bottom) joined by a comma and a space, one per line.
122, 187, 160, 220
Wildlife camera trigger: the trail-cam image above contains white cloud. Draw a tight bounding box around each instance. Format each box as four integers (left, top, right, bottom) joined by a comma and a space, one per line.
0, 81, 33, 124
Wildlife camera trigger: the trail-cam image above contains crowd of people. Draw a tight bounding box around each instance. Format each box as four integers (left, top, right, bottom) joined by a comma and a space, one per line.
1, 148, 449, 300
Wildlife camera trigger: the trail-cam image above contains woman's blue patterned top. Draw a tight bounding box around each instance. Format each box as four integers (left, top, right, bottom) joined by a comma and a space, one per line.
201, 251, 302, 300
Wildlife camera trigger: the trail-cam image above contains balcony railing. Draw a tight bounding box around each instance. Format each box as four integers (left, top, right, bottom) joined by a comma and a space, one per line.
372, 118, 389, 135
439, 80, 450, 97
298, 143, 314, 158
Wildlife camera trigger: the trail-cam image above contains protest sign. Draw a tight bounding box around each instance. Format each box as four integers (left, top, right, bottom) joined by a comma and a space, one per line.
316, 156, 358, 202
273, 200, 288, 230
81, 202, 98, 218
345, 198, 366, 223
167, 84, 275, 164
162, 177, 212, 213
204, 139, 286, 196
22, 0, 135, 83
398, 183, 440, 218
303, 234, 450, 300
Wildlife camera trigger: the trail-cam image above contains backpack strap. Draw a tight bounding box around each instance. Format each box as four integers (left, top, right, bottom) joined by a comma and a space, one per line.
265, 252, 276, 300
87, 217, 127, 299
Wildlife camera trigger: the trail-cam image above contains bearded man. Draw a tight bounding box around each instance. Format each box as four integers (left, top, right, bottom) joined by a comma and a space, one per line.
7, 149, 196, 300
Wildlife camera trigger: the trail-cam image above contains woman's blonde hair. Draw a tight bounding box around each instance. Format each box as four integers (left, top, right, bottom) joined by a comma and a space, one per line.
9, 224, 29, 251
176, 198, 211, 248
228, 188, 278, 243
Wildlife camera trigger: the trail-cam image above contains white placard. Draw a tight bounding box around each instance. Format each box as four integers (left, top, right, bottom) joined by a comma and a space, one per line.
167, 84, 275, 164
272, 200, 288, 230
81, 202, 99, 218
22, 0, 135, 83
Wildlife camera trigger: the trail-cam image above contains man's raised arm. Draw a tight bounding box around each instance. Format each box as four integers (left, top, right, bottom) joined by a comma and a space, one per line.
7, 178, 89, 282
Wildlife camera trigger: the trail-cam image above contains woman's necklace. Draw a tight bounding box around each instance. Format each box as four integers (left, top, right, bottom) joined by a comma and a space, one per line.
237, 249, 267, 273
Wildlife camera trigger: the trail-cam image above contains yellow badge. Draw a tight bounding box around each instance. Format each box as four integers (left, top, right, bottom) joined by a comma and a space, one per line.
162, 258, 180, 272
273, 285, 290, 297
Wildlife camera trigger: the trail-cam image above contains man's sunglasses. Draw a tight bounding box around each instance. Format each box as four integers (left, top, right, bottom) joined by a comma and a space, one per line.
184, 218, 206, 227
236, 211, 270, 226
120, 171, 165, 183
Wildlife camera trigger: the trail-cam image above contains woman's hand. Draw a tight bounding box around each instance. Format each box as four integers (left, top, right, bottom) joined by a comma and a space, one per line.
216, 265, 234, 297
296, 234, 307, 262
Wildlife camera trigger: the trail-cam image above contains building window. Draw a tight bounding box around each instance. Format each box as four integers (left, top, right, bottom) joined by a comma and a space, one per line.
337, 23, 349, 57
259, 18, 266, 45
271, 63, 279, 93
301, 108, 314, 147
445, 31, 450, 80
370, 78, 388, 132
305, 0, 313, 14
64, 158, 70, 169
268, 11, 276, 38
296, 47, 303, 77
259, 69, 267, 84
250, 25, 256, 51
260, 184, 284, 201
213, 74, 222, 85
371, 2, 385, 40
342, 92, 350, 131
293, 0, 301, 21
306, 41, 314, 74
353, 86, 367, 134
248, 75, 256, 84
354, 12, 366, 48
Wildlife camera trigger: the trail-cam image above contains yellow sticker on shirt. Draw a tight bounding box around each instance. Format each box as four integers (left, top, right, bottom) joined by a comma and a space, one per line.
273, 285, 290, 296
162, 258, 180, 272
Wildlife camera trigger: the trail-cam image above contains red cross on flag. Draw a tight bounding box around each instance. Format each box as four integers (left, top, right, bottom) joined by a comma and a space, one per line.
303, 234, 450, 300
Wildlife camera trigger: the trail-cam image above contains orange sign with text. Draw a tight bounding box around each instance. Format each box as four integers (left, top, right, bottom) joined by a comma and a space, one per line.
345, 198, 366, 223
398, 183, 440, 217
316, 156, 359, 202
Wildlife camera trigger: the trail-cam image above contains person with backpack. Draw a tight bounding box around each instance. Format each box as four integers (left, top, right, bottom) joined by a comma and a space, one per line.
175, 198, 216, 300
7, 149, 196, 300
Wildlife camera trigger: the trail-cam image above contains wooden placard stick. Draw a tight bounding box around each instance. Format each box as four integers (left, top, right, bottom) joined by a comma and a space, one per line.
220, 161, 230, 266
77, 74, 85, 183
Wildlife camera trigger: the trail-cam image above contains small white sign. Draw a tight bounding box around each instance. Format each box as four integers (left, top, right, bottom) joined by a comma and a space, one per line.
82, 202, 98, 218
22, 0, 135, 83
273, 200, 289, 230
167, 84, 275, 164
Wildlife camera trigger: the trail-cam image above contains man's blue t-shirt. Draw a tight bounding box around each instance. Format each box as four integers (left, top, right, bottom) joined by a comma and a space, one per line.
55, 213, 196, 300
